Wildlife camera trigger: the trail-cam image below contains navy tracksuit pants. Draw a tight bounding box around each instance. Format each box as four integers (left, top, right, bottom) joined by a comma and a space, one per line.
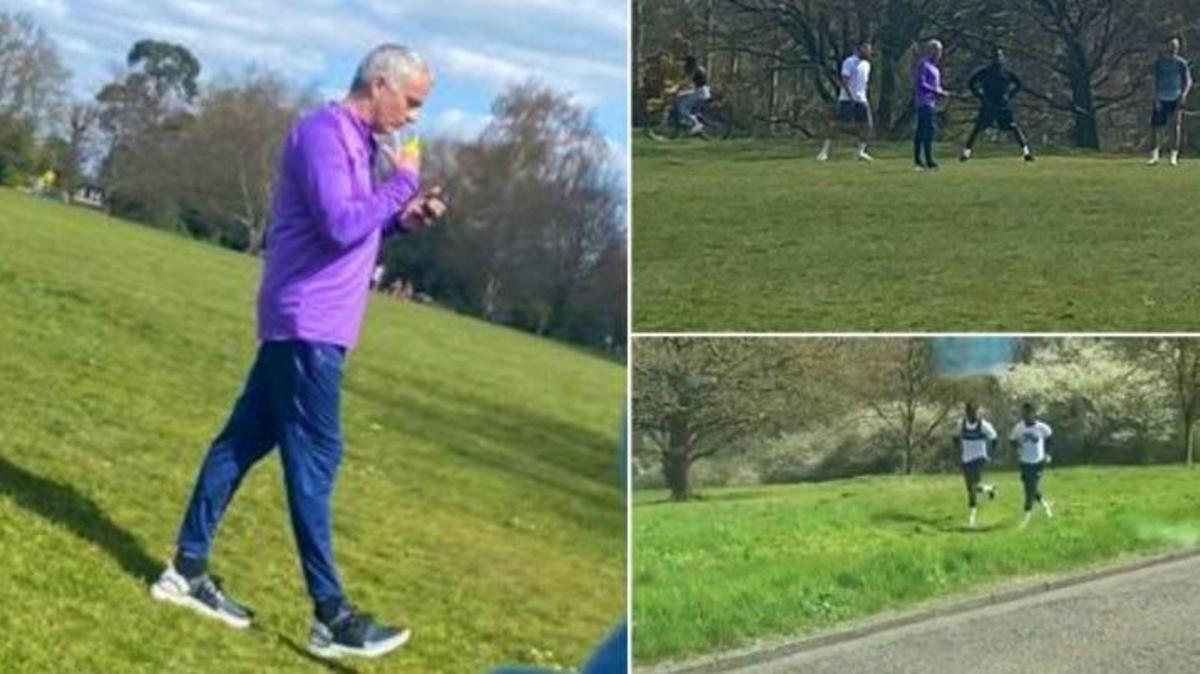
175, 340, 346, 607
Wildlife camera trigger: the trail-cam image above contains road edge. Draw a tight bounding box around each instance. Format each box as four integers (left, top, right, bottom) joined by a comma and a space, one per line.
639, 545, 1200, 674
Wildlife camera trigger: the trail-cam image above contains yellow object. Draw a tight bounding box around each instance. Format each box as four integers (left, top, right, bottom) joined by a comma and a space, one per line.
403, 136, 421, 154
41, 170, 56, 188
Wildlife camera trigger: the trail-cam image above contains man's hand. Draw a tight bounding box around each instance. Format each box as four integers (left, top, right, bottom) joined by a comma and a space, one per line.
400, 185, 447, 231
382, 141, 420, 175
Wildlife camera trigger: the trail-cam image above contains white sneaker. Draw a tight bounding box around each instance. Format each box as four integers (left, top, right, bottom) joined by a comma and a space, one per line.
1042, 500, 1054, 519
1149, 150, 1160, 165
960, 148, 973, 162
856, 150, 874, 162
150, 566, 253, 629
968, 508, 977, 529
816, 152, 829, 162
1170, 151, 1180, 166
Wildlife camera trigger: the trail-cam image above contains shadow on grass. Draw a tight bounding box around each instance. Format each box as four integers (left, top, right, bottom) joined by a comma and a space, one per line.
0, 454, 160, 584
272, 629, 359, 674
871, 510, 965, 533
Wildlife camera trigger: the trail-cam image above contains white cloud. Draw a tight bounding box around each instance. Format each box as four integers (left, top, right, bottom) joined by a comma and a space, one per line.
10, 0, 627, 145
435, 46, 534, 87
427, 107, 493, 141
19, 0, 68, 19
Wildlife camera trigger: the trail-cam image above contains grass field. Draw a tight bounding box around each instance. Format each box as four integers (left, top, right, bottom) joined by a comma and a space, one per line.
632, 466, 1200, 665
0, 189, 625, 673
632, 139, 1200, 332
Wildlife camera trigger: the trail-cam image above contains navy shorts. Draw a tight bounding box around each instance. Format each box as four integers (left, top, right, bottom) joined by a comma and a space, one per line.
1152, 99, 1181, 127
838, 100, 871, 125
961, 457, 986, 485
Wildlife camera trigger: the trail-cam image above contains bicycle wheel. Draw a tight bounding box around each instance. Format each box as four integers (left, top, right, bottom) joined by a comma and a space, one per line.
645, 109, 681, 141
699, 105, 733, 140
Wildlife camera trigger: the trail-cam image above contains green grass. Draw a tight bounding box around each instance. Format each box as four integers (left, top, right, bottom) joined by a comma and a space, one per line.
632, 466, 1200, 665
0, 189, 625, 673
632, 139, 1200, 331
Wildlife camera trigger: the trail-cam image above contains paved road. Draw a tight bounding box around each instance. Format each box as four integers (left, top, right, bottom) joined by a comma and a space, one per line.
712, 555, 1200, 674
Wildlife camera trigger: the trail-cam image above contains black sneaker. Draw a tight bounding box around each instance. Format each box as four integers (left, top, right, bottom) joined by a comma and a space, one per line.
308, 605, 411, 659
1024, 153, 1036, 162
150, 565, 253, 628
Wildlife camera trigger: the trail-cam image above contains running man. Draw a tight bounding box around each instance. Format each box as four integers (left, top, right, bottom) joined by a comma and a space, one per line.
818, 40, 874, 162
914, 40, 950, 170
1010, 402, 1054, 529
674, 54, 712, 136
1149, 37, 1193, 166
960, 48, 1034, 162
953, 401, 998, 529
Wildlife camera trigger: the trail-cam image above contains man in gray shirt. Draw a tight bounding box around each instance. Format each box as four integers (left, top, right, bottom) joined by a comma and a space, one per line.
1149, 37, 1192, 166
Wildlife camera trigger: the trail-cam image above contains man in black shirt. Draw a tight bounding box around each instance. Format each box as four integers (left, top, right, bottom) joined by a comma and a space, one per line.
960, 49, 1034, 162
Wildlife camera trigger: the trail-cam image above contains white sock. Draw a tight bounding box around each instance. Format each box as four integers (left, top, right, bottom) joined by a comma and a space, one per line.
1022, 146, 1031, 156
962, 148, 972, 158
1151, 148, 1161, 159
857, 142, 867, 154
968, 507, 977, 527
820, 140, 831, 154
1042, 500, 1053, 517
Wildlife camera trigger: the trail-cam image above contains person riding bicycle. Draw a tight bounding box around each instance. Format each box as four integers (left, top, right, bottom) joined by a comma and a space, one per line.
670, 55, 712, 136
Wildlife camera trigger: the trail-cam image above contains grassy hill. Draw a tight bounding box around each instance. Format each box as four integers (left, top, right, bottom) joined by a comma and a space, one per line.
633, 466, 1200, 664
632, 139, 1200, 332
0, 189, 625, 673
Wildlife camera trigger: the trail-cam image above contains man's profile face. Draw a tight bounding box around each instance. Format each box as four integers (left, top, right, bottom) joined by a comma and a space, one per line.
370, 71, 432, 134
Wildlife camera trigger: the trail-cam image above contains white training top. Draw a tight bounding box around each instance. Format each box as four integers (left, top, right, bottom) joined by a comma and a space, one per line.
839, 55, 871, 103
1010, 420, 1053, 464
959, 418, 997, 463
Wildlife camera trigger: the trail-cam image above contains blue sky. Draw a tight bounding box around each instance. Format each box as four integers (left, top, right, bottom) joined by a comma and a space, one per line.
13, 0, 629, 152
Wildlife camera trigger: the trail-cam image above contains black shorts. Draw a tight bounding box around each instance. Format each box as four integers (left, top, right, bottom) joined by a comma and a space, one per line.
1152, 99, 1181, 127
837, 100, 871, 125
975, 105, 1016, 131
961, 457, 986, 485
1020, 461, 1045, 486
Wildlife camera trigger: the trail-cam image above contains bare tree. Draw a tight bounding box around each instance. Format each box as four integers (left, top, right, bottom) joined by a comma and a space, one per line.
178, 69, 311, 251
860, 339, 957, 475
1138, 340, 1200, 466
426, 82, 624, 337
0, 11, 67, 131
634, 338, 820, 501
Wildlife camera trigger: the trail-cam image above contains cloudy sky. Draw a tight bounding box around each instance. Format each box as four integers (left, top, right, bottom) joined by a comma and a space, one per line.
13, 0, 629, 148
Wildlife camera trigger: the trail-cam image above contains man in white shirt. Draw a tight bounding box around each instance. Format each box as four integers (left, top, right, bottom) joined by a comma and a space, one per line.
818, 41, 874, 162
953, 401, 998, 529
1009, 402, 1054, 528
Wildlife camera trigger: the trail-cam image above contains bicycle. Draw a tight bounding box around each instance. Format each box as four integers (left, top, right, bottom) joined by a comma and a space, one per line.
644, 95, 733, 141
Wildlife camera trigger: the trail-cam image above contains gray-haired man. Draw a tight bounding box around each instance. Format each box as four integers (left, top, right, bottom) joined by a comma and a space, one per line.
151, 44, 446, 660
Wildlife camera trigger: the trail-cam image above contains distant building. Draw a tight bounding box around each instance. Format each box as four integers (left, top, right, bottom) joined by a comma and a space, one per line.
72, 184, 106, 210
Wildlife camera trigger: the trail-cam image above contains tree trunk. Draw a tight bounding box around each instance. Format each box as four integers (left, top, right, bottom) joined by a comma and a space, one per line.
1066, 40, 1100, 149
878, 51, 898, 137
705, 0, 715, 74
663, 451, 691, 502
632, 0, 646, 126
1186, 416, 1195, 468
